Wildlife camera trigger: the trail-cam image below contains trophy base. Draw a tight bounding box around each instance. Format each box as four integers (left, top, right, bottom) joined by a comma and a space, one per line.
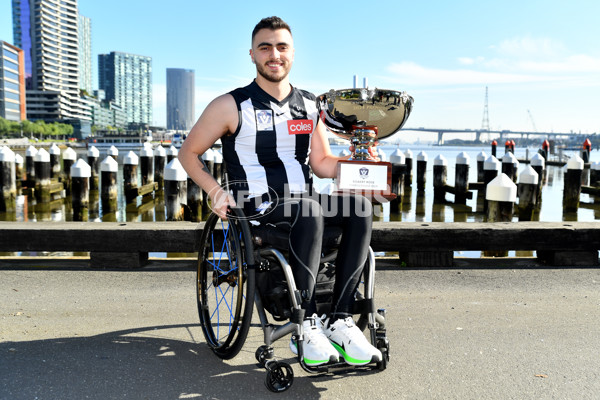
335, 160, 395, 204
331, 190, 396, 204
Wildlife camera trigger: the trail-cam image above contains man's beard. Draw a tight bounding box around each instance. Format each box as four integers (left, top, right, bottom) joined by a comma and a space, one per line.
256, 62, 290, 83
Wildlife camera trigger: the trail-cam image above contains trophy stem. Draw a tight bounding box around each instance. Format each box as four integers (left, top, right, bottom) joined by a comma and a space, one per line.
351, 127, 377, 161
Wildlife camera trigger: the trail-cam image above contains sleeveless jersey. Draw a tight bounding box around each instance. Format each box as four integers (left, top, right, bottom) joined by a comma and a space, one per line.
223, 80, 320, 198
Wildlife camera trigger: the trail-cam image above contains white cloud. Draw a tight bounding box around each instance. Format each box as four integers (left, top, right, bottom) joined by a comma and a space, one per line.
493, 36, 565, 58
385, 61, 553, 86
385, 35, 600, 88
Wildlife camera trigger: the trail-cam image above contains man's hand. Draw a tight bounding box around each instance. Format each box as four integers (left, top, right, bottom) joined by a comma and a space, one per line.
208, 188, 237, 220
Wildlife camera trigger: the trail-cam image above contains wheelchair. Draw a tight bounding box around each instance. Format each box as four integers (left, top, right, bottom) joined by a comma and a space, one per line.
196, 206, 390, 393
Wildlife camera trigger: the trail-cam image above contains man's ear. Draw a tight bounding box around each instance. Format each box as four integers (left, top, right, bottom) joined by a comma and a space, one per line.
249, 49, 255, 64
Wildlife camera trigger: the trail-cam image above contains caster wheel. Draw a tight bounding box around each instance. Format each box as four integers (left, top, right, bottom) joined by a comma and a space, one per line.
265, 361, 294, 393
376, 338, 390, 371
255, 345, 273, 367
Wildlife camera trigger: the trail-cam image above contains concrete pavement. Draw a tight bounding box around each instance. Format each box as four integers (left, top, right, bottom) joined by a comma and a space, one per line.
1, 260, 599, 399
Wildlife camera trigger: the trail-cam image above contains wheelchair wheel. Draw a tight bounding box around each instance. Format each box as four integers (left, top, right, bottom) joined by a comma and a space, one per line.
265, 361, 294, 393
197, 211, 255, 359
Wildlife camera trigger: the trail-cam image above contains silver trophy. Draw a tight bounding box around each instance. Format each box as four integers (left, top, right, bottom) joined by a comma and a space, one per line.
319, 88, 413, 199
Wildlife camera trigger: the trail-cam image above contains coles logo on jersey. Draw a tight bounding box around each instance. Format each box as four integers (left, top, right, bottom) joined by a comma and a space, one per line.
287, 119, 314, 135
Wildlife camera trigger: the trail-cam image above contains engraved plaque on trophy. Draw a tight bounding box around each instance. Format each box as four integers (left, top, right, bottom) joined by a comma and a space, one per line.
319, 88, 413, 201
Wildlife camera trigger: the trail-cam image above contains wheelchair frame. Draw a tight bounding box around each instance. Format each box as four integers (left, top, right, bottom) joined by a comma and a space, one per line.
196, 207, 389, 392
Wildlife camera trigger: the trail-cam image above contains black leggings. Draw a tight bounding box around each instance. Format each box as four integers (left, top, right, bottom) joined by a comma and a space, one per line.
246, 193, 373, 318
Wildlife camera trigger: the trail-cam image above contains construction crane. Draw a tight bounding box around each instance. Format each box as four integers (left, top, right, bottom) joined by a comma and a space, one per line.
527, 109, 537, 132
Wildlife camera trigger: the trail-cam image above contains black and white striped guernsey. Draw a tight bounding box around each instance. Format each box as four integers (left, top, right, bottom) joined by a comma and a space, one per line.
223, 80, 320, 199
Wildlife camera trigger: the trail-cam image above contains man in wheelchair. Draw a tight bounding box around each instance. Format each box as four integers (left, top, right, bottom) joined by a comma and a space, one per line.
179, 16, 382, 368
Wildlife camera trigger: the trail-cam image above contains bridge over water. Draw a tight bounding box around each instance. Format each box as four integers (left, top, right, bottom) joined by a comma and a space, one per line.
402, 127, 598, 146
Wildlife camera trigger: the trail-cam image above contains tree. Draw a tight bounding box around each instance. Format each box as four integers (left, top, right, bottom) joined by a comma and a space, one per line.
0, 117, 8, 136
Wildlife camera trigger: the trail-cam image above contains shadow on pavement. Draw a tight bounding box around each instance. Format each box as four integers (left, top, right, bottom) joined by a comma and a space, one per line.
0, 324, 330, 399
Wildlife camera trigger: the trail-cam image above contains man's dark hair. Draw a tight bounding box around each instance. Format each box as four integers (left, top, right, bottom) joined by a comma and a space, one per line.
252, 16, 292, 42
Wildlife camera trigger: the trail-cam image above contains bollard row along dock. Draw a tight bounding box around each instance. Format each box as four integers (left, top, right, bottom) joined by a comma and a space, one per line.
2, 141, 600, 268
0, 143, 224, 223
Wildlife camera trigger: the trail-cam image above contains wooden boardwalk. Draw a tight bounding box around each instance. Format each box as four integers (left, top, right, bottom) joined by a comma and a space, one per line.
2, 221, 598, 267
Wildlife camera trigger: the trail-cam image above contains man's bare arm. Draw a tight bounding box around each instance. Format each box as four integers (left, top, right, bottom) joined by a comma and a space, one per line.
308, 119, 350, 179
178, 94, 238, 218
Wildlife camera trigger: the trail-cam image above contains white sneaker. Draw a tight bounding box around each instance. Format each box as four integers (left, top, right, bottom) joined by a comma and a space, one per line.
290, 314, 339, 366
325, 316, 382, 366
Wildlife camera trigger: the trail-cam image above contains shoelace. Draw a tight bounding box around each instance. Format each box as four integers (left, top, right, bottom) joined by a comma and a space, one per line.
304, 317, 330, 344
335, 317, 366, 343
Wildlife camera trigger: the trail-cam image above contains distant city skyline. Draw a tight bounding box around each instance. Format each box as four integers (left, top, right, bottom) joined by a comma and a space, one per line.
1, 0, 598, 141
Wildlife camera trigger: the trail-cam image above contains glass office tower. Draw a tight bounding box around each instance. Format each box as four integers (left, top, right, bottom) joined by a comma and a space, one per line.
166, 68, 195, 131
0, 41, 27, 121
78, 15, 92, 94
98, 52, 152, 125
12, 0, 90, 121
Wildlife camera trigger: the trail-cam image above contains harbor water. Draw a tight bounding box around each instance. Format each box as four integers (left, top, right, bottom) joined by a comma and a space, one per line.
3, 144, 599, 224
2, 144, 599, 258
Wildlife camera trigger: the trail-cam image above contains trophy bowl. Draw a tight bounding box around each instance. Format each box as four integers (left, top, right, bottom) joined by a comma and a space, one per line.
318, 88, 413, 201
319, 88, 413, 159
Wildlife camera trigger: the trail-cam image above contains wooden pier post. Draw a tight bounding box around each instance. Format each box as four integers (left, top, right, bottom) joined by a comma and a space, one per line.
167, 145, 178, 164
501, 152, 518, 183
483, 155, 501, 214
517, 166, 539, 221
0, 146, 17, 212
201, 149, 215, 215
87, 145, 100, 191
485, 173, 517, 256
123, 151, 139, 204
164, 158, 187, 221
140, 144, 154, 186
563, 154, 584, 212
416, 151, 427, 191
433, 155, 447, 203
154, 145, 166, 190
62, 147, 76, 195
483, 156, 501, 185
541, 140, 550, 162
476, 151, 486, 183
100, 156, 119, 213
582, 138, 592, 163
107, 145, 119, 161
491, 140, 497, 158
49, 143, 61, 179
186, 176, 202, 222
454, 152, 470, 204
25, 145, 37, 182
590, 161, 600, 187
530, 153, 545, 205
34, 148, 53, 202
389, 148, 405, 211
70, 159, 90, 221
15, 153, 24, 191
89, 185, 100, 221
404, 149, 413, 188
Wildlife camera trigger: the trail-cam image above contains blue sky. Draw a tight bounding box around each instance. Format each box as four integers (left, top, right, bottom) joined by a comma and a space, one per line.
2, 0, 599, 142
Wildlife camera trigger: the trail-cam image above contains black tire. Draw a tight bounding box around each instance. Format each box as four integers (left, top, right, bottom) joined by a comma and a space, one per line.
265, 361, 294, 393
197, 211, 255, 359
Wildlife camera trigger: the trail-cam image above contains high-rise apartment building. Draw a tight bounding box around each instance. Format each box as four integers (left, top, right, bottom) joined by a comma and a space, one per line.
166, 68, 194, 131
0, 41, 26, 121
78, 15, 92, 94
98, 51, 152, 125
11, 0, 90, 122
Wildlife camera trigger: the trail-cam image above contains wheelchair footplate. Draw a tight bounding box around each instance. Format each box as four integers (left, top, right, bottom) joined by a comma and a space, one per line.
254, 310, 390, 393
